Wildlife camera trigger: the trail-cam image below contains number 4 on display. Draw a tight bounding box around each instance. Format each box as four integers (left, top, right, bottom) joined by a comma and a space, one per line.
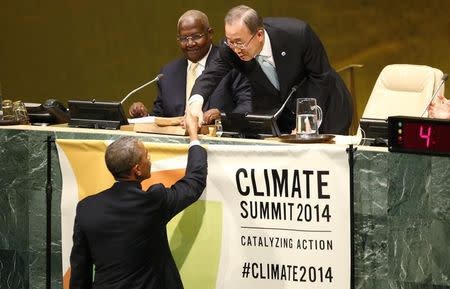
419, 125, 431, 148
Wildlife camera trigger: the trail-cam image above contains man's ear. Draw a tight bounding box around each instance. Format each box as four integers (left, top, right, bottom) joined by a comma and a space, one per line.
208, 27, 214, 39
257, 28, 264, 38
131, 164, 141, 179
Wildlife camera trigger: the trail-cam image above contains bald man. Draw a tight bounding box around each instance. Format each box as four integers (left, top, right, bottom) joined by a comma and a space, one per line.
130, 10, 252, 124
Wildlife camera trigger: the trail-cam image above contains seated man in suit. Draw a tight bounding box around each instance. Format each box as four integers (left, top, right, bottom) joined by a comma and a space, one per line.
188, 5, 353, 134
129, 9, 252, 124
69, 112, 207, 289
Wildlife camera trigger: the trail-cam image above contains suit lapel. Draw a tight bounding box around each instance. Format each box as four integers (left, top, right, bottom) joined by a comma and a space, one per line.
181, 59, 188, 87
245, 55, 282, 97
179, 59, 188, 111
265, 24, 291, 99
205, 45, 218, 67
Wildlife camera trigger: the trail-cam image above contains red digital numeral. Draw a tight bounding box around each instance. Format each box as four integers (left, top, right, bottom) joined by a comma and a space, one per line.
419, 125, 431, 148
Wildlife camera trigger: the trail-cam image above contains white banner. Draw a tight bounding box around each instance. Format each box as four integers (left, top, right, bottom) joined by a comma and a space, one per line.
206, 144, 351, 289
58, 141, 351, 289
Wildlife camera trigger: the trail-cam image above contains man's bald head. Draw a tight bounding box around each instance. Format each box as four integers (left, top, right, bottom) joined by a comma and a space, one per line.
176, 10, 213, 63
177, 10, 210, 33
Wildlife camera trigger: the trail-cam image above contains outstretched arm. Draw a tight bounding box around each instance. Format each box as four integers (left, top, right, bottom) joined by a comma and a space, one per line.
189, 48, 234, 126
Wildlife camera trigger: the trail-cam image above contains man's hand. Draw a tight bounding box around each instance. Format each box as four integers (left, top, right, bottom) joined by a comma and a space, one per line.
188, 100, 204, 128
185, 109, 199, 141
203, 108, 221, 124
129, 102, 149, 118
428, 95, 450, 119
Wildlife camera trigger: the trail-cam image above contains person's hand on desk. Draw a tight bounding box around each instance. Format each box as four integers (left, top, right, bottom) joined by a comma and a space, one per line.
203, 108, 221, 124
129, 102, 149, 118
428, 95, 450, 119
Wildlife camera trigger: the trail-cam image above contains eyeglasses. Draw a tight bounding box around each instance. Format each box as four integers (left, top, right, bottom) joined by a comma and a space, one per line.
224, 31, 258, 50
177, 33, 206, 44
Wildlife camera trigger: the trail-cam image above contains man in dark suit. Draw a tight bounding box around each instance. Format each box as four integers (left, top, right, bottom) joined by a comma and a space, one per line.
69, 113, 207, 289
130, 10, 252, 124
189, 5, 353, 134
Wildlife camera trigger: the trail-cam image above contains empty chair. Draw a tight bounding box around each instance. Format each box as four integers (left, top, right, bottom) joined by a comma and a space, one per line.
357, 64, 445, 142
362, 64, 444, 119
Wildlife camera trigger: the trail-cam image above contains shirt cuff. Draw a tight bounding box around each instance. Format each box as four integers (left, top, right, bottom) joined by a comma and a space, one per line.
189, 140, 201, 148
188, 94, 204, 106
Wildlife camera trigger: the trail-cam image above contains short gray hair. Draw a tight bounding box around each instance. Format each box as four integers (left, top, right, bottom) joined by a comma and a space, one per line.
177, 10, 210, 32
105, 136, 144, 179
224, 5, 263, 34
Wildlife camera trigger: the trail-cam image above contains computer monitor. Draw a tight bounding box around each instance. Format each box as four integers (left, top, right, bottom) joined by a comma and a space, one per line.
220, 83, 302, 139
359, 117, 388, 145
68, 100, 128, 130
220, 112, 280, 138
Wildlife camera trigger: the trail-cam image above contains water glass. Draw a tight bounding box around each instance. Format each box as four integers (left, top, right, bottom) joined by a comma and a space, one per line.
296, 98, 322, 136
2, 100, 15, 121
215, 119, 223, 137
13, 100, 29, 124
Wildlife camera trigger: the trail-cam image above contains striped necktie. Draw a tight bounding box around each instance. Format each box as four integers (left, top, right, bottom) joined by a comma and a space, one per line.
186, 62, 199, 101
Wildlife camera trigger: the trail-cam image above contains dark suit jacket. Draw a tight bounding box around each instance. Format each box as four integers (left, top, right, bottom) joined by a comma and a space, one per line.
69, 145, 207, 289
152, 45, 252, 117
191, 18, 353, 134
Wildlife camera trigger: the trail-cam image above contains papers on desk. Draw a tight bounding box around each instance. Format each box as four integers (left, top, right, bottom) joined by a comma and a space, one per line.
127, 116, 155, 124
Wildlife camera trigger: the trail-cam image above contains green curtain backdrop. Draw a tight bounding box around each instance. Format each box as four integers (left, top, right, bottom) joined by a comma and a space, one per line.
0, 0, 449, 121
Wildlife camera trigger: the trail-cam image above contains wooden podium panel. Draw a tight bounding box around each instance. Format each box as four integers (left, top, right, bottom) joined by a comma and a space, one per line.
121, 123, 214, 136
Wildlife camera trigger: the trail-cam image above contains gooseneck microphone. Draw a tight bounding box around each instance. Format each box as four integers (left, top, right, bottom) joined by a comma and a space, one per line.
120, 74, 164, 104
421, 73, 448, 117
273, 84, 299, 119
245, 81, 303, 121
273, 76, 308, 119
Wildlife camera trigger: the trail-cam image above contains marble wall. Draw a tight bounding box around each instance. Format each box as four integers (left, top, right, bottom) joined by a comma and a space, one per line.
353, 150, 450, 288
0, 128, 448, 289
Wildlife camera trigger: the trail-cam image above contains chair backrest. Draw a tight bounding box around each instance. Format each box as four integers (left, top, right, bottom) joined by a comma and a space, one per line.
362, 64, 444, 119
433, 67, 445, 97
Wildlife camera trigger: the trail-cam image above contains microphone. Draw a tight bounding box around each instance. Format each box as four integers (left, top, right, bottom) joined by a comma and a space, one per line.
220, 79, 307, 138
245, 84, 300, 121
421, 73, 448, 117
273, 77, 308, 119
120, 74, 164, 104
273, 84, 299, 119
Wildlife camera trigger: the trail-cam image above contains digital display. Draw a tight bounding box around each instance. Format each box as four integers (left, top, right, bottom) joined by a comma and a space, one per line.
388, 116, 450, 156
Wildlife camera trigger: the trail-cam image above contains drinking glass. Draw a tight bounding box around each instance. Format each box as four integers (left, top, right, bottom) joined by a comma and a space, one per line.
2, 100, 15, 121
296, 98, 322, 137
13, 100, 29, 124
215, 119, 223, 137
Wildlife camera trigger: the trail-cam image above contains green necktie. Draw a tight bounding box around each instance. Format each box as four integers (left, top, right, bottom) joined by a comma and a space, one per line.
256, 55, 279, 90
